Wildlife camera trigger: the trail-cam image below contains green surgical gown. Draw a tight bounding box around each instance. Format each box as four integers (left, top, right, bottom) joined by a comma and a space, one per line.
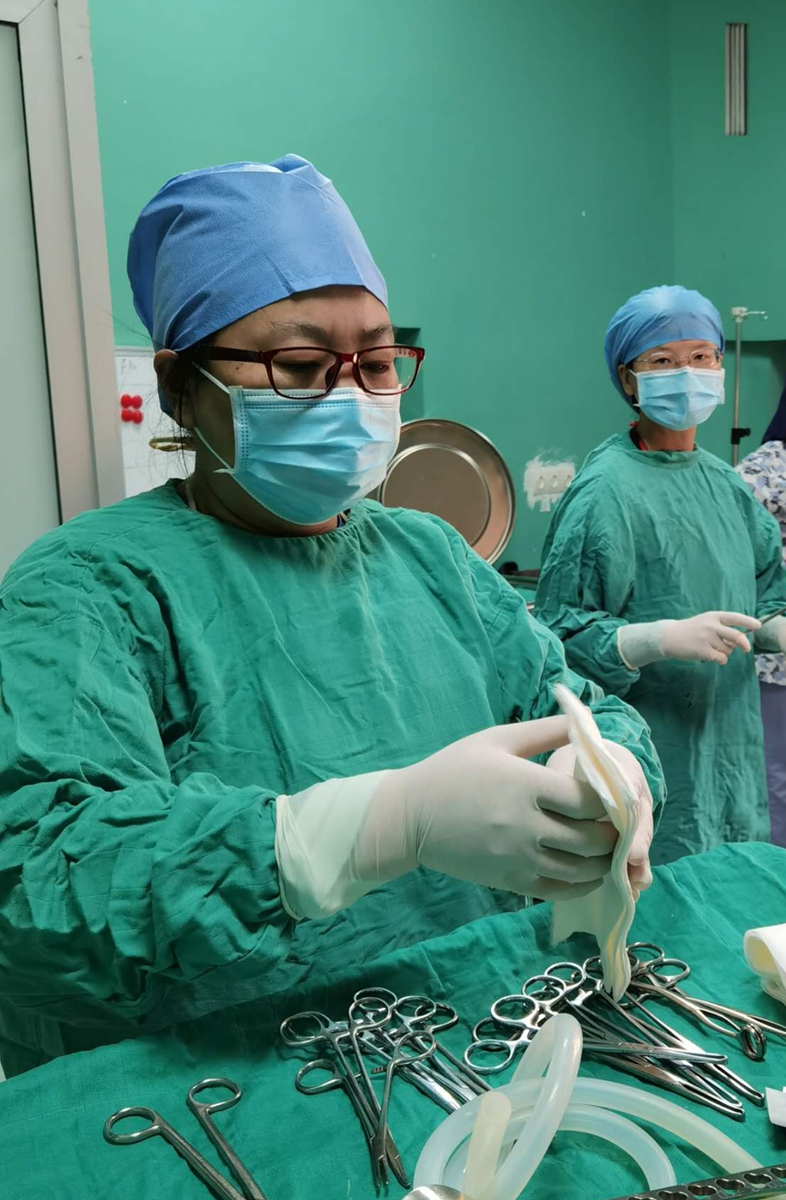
535, 433, 786, 867
0, 484, 663, 1076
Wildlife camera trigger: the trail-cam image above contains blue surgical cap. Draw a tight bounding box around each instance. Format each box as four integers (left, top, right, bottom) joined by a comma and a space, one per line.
604, 285, 725, 401
127, 155, 388, 412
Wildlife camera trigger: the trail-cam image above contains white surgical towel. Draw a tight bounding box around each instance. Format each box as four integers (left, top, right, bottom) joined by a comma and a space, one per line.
744, 924, 786, 1006
551, 684, 639, 1000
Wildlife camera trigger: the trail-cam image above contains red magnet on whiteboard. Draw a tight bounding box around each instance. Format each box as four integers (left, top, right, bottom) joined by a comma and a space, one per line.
120, 396, 144, 422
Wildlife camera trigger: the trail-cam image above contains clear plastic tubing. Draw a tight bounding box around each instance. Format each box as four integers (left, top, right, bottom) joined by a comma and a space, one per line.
463, 1092, 513, 1199
443, 1101, 675, 1197
415, 1078, 760, 1196
416, 1014, 582, 1199
486, 1015, 581, 1200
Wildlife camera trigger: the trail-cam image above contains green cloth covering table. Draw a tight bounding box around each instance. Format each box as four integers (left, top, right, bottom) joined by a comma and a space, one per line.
2, 843, 786, 1200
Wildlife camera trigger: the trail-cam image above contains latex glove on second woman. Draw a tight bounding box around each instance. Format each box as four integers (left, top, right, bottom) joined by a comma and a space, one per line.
618, 611, 761, 668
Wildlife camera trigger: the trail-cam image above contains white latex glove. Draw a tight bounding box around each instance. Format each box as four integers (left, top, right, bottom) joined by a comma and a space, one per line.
547, 740, 653, 898
275, 716, 618, 920
617, 612, 761, 669
754, 615, 786, 654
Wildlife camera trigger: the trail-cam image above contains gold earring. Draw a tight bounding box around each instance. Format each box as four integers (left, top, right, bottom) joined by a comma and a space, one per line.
149, 434, 196, 453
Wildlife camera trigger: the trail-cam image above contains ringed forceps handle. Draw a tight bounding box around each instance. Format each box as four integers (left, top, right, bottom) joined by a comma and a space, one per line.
104, 1103, 248, 1200
187, 1078, 270, 1200
104, 1078, 269, 1200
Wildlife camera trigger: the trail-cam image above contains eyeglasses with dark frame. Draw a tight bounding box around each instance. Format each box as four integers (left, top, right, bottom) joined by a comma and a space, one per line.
193, 344, 425, 400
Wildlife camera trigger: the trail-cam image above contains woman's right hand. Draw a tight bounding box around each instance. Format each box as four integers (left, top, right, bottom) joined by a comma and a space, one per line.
658, 612, 760, 664
618, 612, 761, 669
276, 715, 618, 919
364, 716, 616, 901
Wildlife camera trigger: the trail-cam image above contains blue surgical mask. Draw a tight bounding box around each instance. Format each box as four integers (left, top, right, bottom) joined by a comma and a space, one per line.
631, 366, 725, 431
194, 367, 400, 525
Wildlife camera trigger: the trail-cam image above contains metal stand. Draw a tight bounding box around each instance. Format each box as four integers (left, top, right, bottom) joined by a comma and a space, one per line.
731, 305, 768, 465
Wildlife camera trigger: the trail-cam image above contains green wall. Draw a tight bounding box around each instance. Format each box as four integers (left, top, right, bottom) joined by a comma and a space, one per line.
89, 0, 786, 563
89, 0, 786, 561
669, 0, 786, 466
90, 0, 675, 567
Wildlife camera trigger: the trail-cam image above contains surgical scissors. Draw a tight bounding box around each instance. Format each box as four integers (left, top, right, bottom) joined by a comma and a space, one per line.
356, 1027, 463, 1112
624, 940, 782, 1056
347, 996, 410, 1177
372, 1032, 436, 1190
281, 1001, 389, 1101
541, 963, 725, 1062
104, 1078, 269, 1200
582, 958, 760, 1112
464, 976, 725, 1076
629, 974, 767, 1060
280, 1008, 365, 1108
381, 994, 490, 1095
295, 1057, 407, 1187
296, 1033, 437, 1191
281, 1004, 407, 1187
465, 988, 547, 1073
354, 990, 483, 1105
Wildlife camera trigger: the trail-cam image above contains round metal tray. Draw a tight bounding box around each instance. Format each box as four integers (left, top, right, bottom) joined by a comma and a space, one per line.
373, 418, 516, 563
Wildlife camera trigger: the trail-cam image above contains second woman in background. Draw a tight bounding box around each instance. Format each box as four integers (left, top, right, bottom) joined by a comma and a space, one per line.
535, 285, 786, 864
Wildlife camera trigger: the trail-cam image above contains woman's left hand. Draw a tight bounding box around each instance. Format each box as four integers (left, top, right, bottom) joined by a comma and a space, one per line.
547, 740, 654, 898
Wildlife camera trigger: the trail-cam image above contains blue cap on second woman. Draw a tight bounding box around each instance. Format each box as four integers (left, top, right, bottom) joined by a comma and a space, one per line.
127, 155, 388, 409
605, 285, 725, 400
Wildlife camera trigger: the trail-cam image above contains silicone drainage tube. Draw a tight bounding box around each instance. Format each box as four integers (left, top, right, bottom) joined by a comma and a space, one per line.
463, 1092, 513, 1199
444, 1101, 675, 1198
482, 1015, 581, 1200
414, 1078, 760, 1198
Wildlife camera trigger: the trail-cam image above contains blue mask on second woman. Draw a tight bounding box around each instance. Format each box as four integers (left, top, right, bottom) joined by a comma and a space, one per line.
633, 366, 725, 431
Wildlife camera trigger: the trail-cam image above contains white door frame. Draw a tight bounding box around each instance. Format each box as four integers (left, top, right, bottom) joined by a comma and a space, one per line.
1, 0, 123, 518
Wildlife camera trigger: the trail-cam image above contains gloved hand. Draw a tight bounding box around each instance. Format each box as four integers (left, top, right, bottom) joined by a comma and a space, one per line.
547, 740, 654, 898
275, 716, 619, 920
617, 612, 761, 669
754, 615, 786, 654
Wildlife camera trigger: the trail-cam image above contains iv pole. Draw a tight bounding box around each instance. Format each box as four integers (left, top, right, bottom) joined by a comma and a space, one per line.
730, 305, 768, 466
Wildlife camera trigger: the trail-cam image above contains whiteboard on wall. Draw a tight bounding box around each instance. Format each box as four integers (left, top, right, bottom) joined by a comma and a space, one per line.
115, 347, 194, 496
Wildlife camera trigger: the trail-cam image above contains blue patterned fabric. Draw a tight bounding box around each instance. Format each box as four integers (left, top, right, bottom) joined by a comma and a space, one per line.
737, 440, 786, 685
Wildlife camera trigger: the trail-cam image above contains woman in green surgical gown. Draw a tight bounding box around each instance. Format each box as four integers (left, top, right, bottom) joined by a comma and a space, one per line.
535, 285, 786, 867
0, 157, 662, 1076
